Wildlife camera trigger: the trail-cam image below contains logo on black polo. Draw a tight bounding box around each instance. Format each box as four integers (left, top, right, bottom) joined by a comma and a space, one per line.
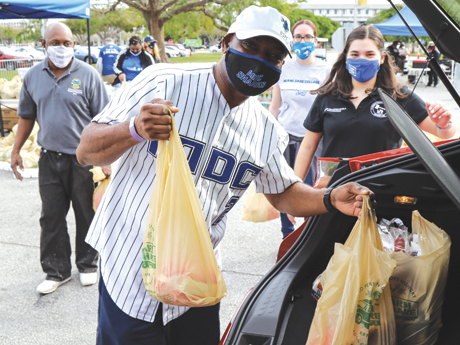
370, 101, 387, 118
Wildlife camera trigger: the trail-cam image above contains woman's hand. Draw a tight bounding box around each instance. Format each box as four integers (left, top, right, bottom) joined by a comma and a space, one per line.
426, 101, 451, 129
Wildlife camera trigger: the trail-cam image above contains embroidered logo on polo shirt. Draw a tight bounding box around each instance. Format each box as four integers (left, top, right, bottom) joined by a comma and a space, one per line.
68, 78, 83, 95
325, 107, 347, 112
370, 101, 387, 118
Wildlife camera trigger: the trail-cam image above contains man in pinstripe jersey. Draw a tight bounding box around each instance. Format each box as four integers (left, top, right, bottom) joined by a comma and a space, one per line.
77, 6, 374, 345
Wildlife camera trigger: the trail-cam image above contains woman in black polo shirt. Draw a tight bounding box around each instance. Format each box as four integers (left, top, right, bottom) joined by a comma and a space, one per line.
293, 25, 456, 182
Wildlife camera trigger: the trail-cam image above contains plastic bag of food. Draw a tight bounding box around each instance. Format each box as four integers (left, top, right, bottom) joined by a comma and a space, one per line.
241, 182, 279, 222
389, 211, 451, 344
142, 113, 227, 307
306, 196, 397, 345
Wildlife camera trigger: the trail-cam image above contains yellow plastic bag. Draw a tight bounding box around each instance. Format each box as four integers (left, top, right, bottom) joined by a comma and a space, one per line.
93, 177, 111, 211
142, 114, 227, 307
389, 211, 451, 344
306, 196, 397, 345
241, 182, 280, 222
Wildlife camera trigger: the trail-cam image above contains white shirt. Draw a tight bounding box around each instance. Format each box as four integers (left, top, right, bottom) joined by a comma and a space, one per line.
277, 58, 331, 138
86, 62, 301, 324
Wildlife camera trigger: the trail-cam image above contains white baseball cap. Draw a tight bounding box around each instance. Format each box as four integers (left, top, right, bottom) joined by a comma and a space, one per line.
227, 6, 293, 57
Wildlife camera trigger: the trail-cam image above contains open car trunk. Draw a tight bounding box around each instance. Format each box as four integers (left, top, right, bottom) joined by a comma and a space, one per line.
223, 139, 460, 345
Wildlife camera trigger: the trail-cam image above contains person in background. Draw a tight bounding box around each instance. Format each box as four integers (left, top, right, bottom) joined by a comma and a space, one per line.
76, 6, 373, 344
427, 41, 441, 87
294, 26, 456, 186
10, 23, 110, 295
397, 42, 408, 75
269, 19, 330, 239
142, 35, 162, 63
96, 37, 122, 85
386, 40, 400, 72
112, 35, 155, 86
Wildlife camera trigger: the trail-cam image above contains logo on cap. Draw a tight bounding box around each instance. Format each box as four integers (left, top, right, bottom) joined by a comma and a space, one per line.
281, 17, 289, 32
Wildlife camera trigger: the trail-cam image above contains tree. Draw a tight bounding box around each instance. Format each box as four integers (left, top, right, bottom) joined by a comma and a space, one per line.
65, 7, 144, 45
16, 19, 46, 44
366, 4, 404, 25
106, 0, 341, 61
0, 26, 21, 45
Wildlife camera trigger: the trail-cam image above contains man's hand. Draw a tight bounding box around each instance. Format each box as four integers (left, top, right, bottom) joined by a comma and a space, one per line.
101, 165, 111, 178
133, 99, 178, 141
11, 150, 24, 181
331, 182, 376, 219
119, 73, 126, 82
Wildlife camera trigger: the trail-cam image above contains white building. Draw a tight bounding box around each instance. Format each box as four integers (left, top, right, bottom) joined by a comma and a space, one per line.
299, 0, 403, 28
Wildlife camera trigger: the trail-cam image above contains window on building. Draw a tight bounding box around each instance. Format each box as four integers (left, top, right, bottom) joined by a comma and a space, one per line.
319, 9, 322, 14
366, 9, 369, 14
335, 9, 338, 14
327, 9, 330, 14
358, 9, 361, 14
350, 9, 354, 14
343, 9, 346, 14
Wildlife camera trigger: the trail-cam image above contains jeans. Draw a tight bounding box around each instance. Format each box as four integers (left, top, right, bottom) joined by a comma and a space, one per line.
38, 149, 98, 281
280, 138, 319, 239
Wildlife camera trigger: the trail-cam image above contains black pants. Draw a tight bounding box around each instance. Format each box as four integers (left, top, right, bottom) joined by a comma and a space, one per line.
38, 149, 98, 281
97, 277, 220, 345
428, 69, 438, 86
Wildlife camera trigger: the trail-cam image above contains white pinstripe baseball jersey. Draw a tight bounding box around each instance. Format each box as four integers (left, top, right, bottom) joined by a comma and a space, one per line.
86, 62, 301, 324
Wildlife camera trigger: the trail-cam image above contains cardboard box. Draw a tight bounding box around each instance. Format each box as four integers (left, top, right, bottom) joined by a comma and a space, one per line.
1, 105, 19, 131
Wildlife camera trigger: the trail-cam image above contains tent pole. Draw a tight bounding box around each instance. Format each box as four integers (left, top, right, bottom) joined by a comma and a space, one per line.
87, 18, 91, 65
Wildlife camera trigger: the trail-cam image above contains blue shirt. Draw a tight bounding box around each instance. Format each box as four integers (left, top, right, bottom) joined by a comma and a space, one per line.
122, 54, 143, 81
99, 44, 121, 76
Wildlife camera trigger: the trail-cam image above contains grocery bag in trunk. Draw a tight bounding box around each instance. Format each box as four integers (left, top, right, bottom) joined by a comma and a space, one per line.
306, 196, 397, 345
141, 113, 227, 307
389, 211, 451, 344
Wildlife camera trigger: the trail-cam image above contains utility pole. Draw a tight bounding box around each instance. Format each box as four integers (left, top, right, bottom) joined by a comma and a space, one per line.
354, 0, 358, 28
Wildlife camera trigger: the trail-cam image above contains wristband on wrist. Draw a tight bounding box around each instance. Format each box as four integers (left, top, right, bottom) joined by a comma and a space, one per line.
323, 186, 337, 213
436, 121, 452, 131
129, 116, 146, 142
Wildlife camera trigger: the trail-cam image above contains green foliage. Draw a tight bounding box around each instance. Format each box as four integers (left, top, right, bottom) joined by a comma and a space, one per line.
164, 12, 214, 42
65, 7, 144, 43
366, 4, 403, 24
0, 26, 21, 45
15, 19, 45, 43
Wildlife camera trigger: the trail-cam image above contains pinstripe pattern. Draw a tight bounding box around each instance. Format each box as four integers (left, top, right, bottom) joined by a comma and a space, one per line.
86, 62, 301, 324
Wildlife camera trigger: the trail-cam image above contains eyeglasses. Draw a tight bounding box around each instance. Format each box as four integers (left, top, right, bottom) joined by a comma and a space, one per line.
293, 35, 315, 43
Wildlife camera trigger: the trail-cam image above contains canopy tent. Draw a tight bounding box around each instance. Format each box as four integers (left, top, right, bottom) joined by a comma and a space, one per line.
373, 6, 429, 37
0, 0, 91, 137
0, 1, 90, 19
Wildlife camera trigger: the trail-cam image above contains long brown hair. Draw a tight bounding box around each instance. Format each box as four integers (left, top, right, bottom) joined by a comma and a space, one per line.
318, 26, 407, 100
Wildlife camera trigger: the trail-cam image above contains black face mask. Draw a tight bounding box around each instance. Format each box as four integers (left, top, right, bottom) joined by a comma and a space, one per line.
225, 48, 281, 96
148, 43, 155, 49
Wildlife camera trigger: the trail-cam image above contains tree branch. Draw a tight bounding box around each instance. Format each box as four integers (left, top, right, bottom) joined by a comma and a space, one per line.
161, 0, 231, 20
120, 0, 149, 13
198, 8, 228, 32
92, 0, 123, 14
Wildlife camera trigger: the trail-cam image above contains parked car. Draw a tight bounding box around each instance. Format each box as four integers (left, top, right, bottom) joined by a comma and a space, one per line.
73, 46, 99, 64
209, 44, 221, 53
164, 45, 181, 58
0, 47, 33, 70
13, 46, 45, 60
220, 1, 460, 344
165, 43, 191, 57
35, 47, 46, 55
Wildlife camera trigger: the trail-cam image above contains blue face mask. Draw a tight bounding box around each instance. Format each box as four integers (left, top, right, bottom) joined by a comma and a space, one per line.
292, 42, 315, 60
346, 58, 380, 83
